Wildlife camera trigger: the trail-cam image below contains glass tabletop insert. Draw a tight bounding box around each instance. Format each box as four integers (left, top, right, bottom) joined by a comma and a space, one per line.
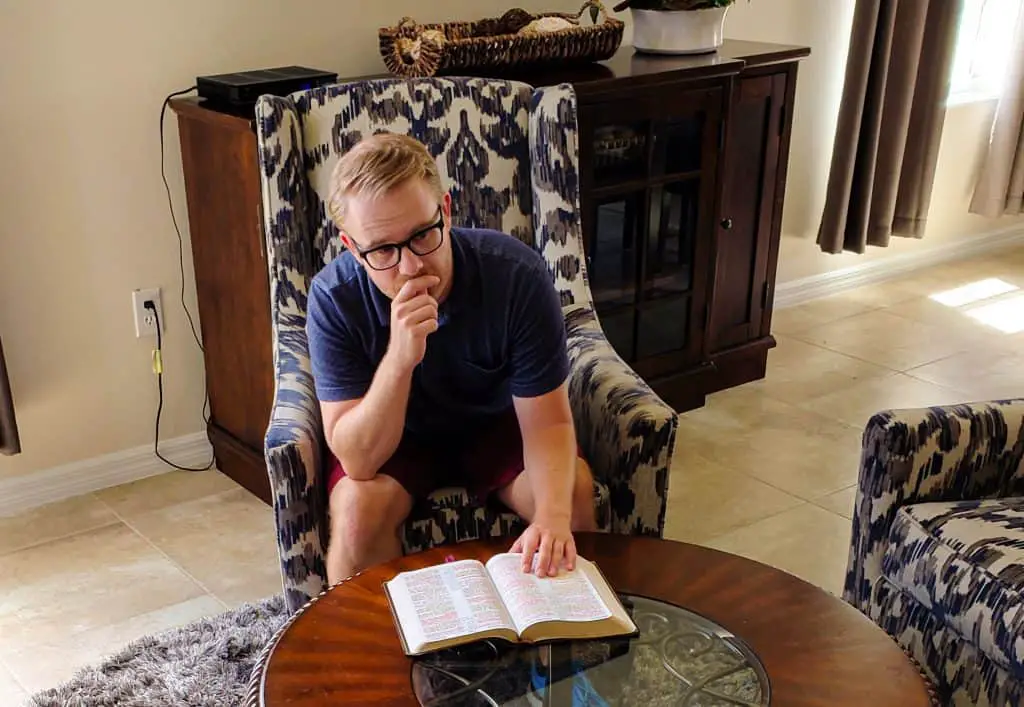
410, 594, 770, 706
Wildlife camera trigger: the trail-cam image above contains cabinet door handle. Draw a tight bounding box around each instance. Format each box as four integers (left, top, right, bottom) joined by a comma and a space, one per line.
720, 218, 733, 230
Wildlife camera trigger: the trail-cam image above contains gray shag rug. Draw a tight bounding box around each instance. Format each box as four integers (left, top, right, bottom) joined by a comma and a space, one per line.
26, 594, 289, 707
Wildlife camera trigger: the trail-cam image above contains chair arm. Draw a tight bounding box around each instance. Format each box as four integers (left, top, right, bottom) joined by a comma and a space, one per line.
564, 305, 678, 537
263, 312, 330, 615
255, 93, 330, 614
843, 398, 1024, 612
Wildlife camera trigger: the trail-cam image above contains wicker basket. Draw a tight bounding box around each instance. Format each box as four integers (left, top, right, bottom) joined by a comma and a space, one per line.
379, 1, 625, 78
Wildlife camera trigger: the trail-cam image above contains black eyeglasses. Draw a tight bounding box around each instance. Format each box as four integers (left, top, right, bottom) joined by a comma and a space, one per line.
354, 207, 446, 271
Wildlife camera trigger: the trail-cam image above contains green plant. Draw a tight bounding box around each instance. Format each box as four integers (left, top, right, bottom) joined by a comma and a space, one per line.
612, 0, 739, 11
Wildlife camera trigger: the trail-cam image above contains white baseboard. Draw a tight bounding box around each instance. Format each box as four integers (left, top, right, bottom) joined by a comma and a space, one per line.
0, 433, 214, 518
774, 225, 1024, 309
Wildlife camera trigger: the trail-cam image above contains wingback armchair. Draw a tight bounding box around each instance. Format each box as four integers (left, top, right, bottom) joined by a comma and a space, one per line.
844, 398, 1024, 707
254, 77, 679, 614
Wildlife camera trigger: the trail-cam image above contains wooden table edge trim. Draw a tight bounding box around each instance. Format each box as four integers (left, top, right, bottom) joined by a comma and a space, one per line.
246, 577, 360, 707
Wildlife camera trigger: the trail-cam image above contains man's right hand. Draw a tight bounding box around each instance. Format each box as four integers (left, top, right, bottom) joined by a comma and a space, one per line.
388, 275, 440, 373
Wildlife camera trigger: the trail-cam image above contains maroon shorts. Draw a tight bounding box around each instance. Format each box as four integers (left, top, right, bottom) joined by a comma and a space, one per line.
326, 409, 531, 502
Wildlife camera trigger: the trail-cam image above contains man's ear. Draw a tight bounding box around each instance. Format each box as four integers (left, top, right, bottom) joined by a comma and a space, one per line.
338, 232, 366, 269
442, 192, 452, 223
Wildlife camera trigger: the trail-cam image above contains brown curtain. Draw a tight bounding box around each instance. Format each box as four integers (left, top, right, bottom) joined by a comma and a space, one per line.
817, 0, 963, 254
969, 5, 1024, 218
0, 337, 20, 456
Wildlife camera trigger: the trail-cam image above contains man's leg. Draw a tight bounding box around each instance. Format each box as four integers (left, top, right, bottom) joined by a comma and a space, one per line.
495, 456, 598, 532
325, 438, 435, 584
326, 474, 413, 584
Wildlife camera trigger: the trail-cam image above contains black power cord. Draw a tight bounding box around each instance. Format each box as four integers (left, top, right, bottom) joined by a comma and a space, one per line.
146, 301, 214, 472
153, 85, 215, 471
160, 86, 205, 356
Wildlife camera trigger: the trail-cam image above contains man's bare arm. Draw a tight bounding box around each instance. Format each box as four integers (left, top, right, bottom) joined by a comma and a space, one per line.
321, 275, 439, 481
321, 351, 414, 481
512, 381, 577, 521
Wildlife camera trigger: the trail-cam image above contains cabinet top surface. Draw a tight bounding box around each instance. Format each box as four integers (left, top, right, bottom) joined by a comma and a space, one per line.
598, 39, 809, 78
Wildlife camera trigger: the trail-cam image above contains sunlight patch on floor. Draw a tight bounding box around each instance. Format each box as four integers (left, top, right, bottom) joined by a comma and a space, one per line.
928, 278, 1023, 333
966, 293, 1024, 334
929, 278, 1018, 307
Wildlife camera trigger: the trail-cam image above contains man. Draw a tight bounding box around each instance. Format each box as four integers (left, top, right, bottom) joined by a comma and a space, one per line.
307, 132, 597, 585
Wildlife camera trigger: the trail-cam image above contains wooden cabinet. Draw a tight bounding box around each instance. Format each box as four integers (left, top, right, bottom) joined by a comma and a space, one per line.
170, 40, 807, 500
172, 101, 275, 503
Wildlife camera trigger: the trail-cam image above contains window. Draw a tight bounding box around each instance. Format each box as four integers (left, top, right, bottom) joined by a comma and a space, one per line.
948, 0, 1022, 104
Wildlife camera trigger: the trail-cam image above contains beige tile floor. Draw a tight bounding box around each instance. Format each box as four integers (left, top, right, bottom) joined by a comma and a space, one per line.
2, 246, 1023, 702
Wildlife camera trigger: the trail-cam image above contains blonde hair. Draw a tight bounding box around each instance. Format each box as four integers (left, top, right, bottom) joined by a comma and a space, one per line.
326, 132, 445, 229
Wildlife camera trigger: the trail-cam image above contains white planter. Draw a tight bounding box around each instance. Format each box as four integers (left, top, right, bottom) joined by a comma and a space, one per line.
631, 6, 729, 55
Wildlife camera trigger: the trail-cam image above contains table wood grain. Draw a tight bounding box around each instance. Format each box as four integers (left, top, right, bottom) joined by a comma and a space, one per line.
259, 533, 933, 706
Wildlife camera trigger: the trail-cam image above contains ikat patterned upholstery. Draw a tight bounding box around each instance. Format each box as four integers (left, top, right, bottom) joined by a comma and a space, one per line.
844, 399, 1024, 706
254, 76, 679, 614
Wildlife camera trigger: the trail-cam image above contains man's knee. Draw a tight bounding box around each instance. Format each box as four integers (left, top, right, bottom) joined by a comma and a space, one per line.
572, 457, 598, 531
573, 457, 595, 501
329, 475, 412, 554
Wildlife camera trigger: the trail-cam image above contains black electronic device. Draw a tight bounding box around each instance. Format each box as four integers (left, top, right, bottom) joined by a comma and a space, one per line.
196, 66, 338, 113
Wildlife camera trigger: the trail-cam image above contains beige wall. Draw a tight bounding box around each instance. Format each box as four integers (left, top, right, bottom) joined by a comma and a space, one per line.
1, 0, 1019, 479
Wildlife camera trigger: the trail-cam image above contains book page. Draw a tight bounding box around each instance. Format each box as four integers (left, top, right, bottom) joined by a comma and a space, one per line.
485, 553, 613, 634
386, 560, 515, 651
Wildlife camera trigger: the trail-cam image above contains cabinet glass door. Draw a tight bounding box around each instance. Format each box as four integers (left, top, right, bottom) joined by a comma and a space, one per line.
635, 179, 700, 359
580, 86, 724, 370
587, 191, 646, 361
644, 180, 700, 300
592, 122, 648, 187
588, 193, 644, 310
652, 114, 705, 177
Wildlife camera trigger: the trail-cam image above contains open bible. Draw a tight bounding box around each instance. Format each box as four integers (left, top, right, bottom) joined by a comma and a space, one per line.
383, 552, 638, 656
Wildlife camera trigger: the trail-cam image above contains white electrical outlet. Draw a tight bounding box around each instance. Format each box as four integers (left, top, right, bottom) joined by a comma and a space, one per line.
131, 288, 163, 338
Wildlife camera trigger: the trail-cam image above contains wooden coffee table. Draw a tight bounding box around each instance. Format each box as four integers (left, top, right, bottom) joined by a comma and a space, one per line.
250, 533, 936, 706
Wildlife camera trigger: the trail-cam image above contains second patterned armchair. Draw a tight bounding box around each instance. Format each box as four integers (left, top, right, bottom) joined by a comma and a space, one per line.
254, 76, 679, 614
844, 398, 1024, 707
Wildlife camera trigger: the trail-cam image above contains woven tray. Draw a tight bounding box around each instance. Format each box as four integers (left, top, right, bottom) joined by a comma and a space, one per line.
379, 1, 624, 78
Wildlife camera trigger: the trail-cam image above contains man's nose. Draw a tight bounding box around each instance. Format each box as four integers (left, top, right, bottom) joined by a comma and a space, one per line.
399, 247, 424, 276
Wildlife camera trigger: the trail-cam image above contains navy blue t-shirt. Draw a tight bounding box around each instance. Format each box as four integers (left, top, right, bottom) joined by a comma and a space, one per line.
306, 227, 569, 442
